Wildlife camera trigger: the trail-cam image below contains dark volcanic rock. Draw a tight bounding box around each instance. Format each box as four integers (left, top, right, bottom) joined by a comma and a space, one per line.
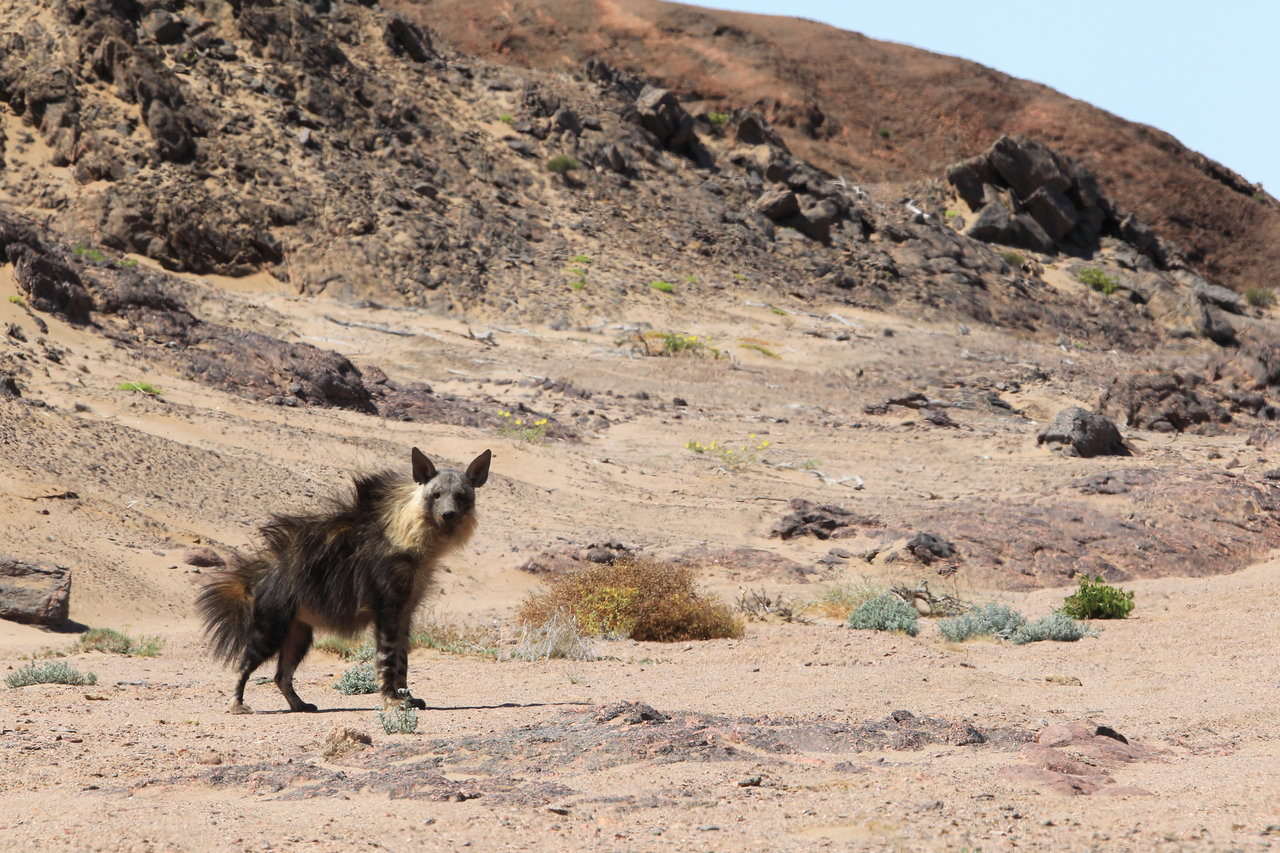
1036, 407, 1128, 457
1097, 373, 1231, 434
906, 532, 955, 563
0, 557, 71, 626
769, 498, 880, 540
7, 244, 93, 323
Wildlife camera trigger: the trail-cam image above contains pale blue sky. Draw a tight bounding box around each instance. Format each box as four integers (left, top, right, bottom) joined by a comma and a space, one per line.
693, 0, 1278, 194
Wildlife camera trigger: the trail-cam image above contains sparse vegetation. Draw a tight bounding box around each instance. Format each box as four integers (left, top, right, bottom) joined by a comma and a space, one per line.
496, 409, 549, 443
1061, 574, 1134, 620
649, 280, 675, 294
333, 662, 378, 694
847, 592, 918, 635
1010, 612, 1091, 644
73, 244, 109, 264
639, 331, 718, 358
498, 113, 514, 123
999, 250, 1025, 268
508, 611, 599, 661
545, 154, 580, 174
518, 557, 743, 643
685, 434, 770, 471
118, 381, 162, 395
8, 295, 26, 306
738, 339, 780, 358
6, 660, 98, 688
808, 580, 886, 619
736, 588, 811, 623
409, 611, 501, 659
314, 636, 374, 660
73, 627, 165, 657
878, 127, 891, 139
1078, 267, 1119, 295
1246, 287, 1275, 308
938, 603, 1025, 642
379, 691, 420, 734
707, 111, 730, 128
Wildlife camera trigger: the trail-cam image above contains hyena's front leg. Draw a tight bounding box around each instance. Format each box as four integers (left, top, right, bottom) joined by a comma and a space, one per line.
375, 608, 426, 712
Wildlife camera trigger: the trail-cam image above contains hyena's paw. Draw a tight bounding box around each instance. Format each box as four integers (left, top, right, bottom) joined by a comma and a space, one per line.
291, 702, 318, 713
382, 693, 426, 712
228, 701, 254, 715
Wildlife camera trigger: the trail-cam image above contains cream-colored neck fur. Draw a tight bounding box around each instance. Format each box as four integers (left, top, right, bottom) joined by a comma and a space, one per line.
383, 483, 477, 562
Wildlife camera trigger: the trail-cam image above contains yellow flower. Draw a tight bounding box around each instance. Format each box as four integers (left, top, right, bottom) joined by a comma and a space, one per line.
535, 419, 547, 426
515, 419, 523, 425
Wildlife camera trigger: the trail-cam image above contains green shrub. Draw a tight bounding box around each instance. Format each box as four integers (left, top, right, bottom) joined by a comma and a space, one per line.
878, 127, 891, 139
74, 627, 165, 657
707, 111, 730, 128
498, 113, 514, 124
846, 593, 918, 636
999, 251, 1025, 268
1078, 268, 1119, 295
1246, 287, 1275, 308
938, 603, 1025, 642
649, 280, 675, 294
6, 660, 98, 688
1010, 612, 1089, 645
1061, 574, 1134, 619
8, 295, 25, 306
379, 691, 420, 734
334, 662, 378, 694
545, 155, 580, 174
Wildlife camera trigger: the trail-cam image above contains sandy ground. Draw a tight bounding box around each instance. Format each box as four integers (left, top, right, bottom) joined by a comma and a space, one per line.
2, 261, 1279, 850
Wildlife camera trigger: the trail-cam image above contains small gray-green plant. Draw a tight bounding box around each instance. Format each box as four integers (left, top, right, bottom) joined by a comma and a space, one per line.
938, 603, 1025, 642
379, 690, 420, 734
73, 627, 165, 657
846, 592, 918, 636
6, 660, 98, 688
1010, 612, 1090, 645
1061, 574, 1134, 620
999, 250, 1025, 268
1078, 268, 1119, 295
545, 154, 580, 174
333, 662, 378, 694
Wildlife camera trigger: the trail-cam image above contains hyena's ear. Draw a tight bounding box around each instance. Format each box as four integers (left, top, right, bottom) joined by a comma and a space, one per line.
411, 447, 437, 485
466, 449, 492, 488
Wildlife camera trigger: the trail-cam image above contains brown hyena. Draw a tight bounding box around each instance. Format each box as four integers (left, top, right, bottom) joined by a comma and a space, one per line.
197, 447, 491, 713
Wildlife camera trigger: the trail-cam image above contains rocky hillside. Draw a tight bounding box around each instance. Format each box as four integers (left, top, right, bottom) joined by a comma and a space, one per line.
393, 0, 1280, 296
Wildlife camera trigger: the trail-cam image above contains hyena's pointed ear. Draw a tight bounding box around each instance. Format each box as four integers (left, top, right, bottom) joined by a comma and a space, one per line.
466, 449, 492, 488
411, 447, 437, 485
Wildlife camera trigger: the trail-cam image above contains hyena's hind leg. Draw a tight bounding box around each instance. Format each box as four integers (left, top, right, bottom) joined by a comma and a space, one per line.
229, 614, 291, 714
274, 619, 317, 712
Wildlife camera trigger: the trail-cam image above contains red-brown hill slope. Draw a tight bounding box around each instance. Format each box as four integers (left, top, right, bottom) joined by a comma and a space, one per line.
390, 0, 1280, 294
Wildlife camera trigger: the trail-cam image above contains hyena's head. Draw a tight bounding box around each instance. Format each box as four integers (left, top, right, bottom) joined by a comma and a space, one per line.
411, 448, 491, 532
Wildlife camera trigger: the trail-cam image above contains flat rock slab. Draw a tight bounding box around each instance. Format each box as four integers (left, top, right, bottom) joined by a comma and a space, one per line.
0, 557, 71, 626
996, 721, 1160, 797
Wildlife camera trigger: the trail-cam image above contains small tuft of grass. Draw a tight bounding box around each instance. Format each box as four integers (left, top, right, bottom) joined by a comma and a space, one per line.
1078, 267, 1119, 295
1061, 574, 1134, 620
314, 636, 374, 660
498, 113, 514, 123
649, 280, 675, 294
8, 295, 26, 306
640, 331, 719, 358
999, 250, 1025, 268
808, 580, 884, 620
118, 381, 162, 396
508, 610, 599, 661
1246, 287, 1275, 309
545, 154, 580, 174
408, 610, 501, 659
73, 244, 109, 264
518, 557, 743, 643
739, 341, 780, 359
878, 127, 891, 140
707, 111, 730, 128
847, 592, 918, 636
73, 627, 165, 657
6, 660, 98, 688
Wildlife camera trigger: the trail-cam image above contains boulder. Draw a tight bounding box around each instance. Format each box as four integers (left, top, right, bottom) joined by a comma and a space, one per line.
987, 135, 1071, 198
1097, 373, 1231, 434
795, 198, 841, 242
945, 154, 997, 210
145, 10, 186, 45
383, 15, 433, 63
0, 557, 71, 626
1023, 185, 1079, 240
1037, 408, 1128, 457
752, 188, 800, 221
7, 243, 93, 323
1007, 213, 1056, 253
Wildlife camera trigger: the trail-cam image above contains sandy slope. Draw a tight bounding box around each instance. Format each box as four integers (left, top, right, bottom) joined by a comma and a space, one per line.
2, 260, 1279, 850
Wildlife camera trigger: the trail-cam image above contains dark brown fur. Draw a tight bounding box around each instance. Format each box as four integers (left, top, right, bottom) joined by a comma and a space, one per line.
197, 448, 491, 713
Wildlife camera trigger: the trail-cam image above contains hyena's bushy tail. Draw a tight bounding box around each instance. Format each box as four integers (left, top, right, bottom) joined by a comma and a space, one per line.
196, 553, 265, 664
